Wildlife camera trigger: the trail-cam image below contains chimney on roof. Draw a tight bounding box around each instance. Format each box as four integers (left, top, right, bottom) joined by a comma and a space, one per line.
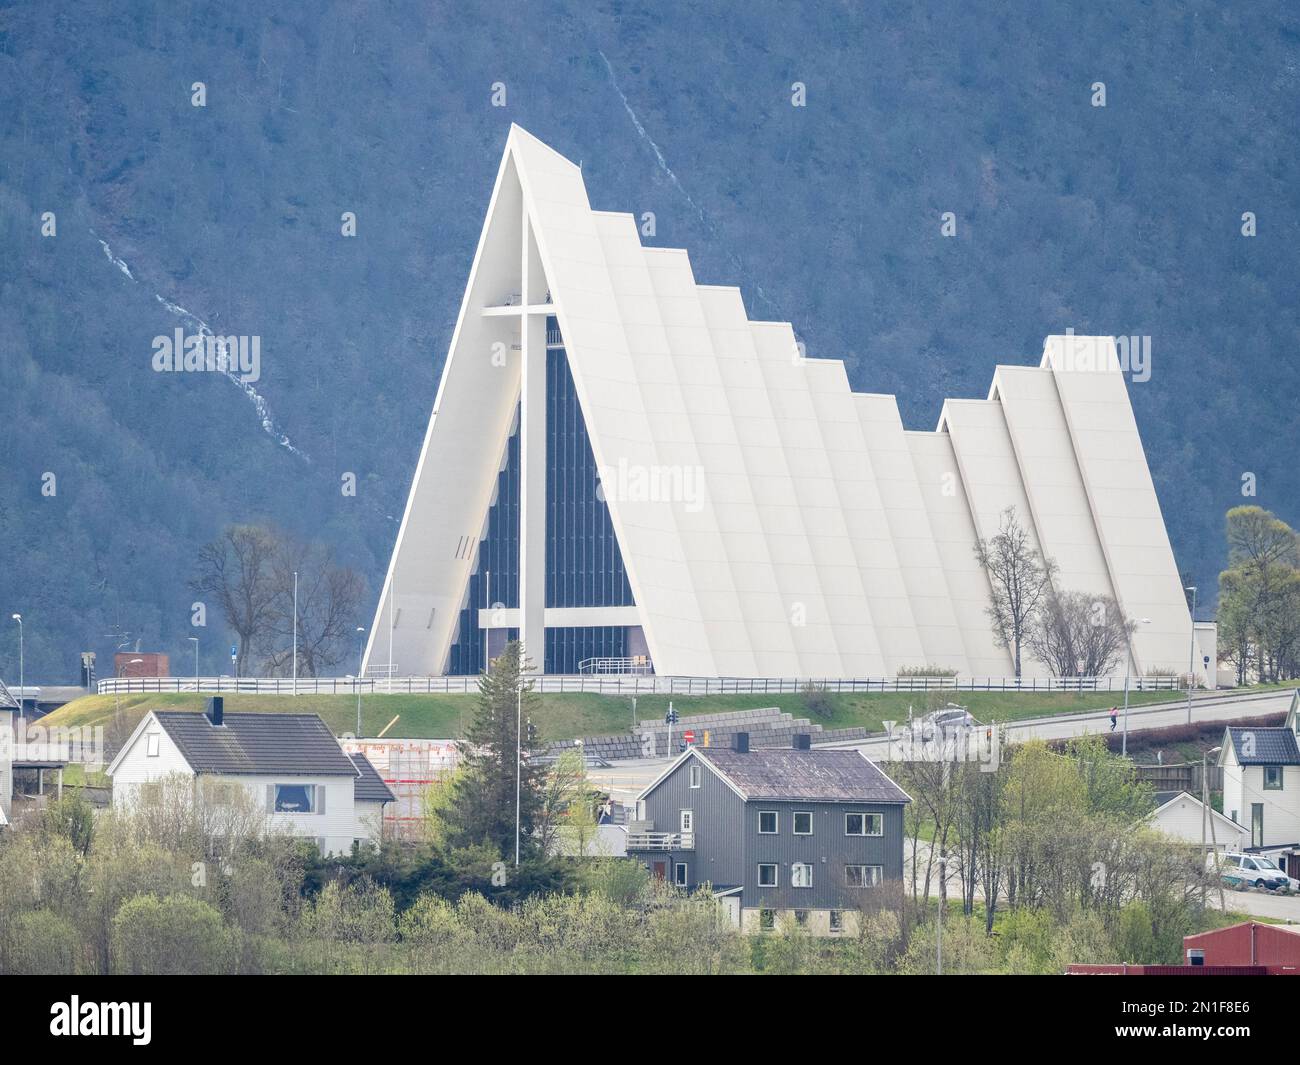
733, 732, 749, 753
793, 733, 811, 750
206, 696, 224, 726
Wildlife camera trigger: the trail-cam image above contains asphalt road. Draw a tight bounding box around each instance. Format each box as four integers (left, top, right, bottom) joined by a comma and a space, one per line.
586, 688, 1296, 803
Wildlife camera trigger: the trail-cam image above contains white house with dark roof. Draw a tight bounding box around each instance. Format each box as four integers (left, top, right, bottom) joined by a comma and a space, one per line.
107, 698, 394, 854
1145, 790, 1249, 853
629, 732, 909, 934
1219, 710, 1300, 850
348, 753, 395, 844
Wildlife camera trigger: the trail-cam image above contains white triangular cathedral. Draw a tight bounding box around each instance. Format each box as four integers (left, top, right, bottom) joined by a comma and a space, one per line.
364, 125, 1198, 681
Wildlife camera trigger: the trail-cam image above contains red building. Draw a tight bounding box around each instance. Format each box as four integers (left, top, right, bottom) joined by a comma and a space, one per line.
1066, 963, 1266, 975
113, 652, 169, 678
1182, 922, 1300, 973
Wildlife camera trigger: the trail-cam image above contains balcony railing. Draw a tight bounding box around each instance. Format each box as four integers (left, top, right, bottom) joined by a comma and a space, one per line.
578, 656, 654, 676
626, 831, 694, 851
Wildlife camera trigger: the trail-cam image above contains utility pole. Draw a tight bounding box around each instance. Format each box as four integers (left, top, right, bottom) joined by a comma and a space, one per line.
11, 614, 22, 721
355, 626, 365, 736
292, 570, 298, 695
188, 636, 199, 690
1185, 586, 1198, 724
936, 852, 949, 975
1203, 745, 1226, 913
1122, 618, 1150, 757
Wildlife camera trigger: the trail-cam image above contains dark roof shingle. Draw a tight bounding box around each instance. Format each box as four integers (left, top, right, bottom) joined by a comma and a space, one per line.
696, 747, 910, 803
152, 711, 357, 776
1226, 726, 1300, 766
349, 753, 396, 804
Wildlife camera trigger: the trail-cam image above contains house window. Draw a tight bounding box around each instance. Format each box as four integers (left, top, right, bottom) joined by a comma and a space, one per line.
793, 811, 813, 835
146, 733, 160, 757
209, 782, 237, 806
845, 812, 883, 836
759, 810, 778, 834
139, 782, 162, 805
1265, 766, 1284, 790
274, 783, 315, 813
759, 908, 776, 931
829, 910, 844, 933
791, 862, 813, 888
846, 864, 883, 887
689, 763, 702, 789
794, 910, 809, 927
674, 862, 688, 887
758, 863, 779, 887
680, 810, 694, 833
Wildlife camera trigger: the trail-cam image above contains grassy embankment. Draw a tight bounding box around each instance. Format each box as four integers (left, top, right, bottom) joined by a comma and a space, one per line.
42, 687, 1184, 745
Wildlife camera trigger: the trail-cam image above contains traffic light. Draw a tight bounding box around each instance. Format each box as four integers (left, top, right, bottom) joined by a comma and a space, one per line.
665, 708, 679, 725
525, 718, 538, 747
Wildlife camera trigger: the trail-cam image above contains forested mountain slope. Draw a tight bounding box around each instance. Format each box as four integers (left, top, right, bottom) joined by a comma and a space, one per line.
2, 1, 1296, 679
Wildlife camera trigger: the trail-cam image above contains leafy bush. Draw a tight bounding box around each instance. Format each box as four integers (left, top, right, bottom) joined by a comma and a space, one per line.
111, 893, 232, 975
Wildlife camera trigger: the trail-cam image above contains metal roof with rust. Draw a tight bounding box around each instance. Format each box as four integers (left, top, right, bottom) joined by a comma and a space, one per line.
696, 747, 910, 804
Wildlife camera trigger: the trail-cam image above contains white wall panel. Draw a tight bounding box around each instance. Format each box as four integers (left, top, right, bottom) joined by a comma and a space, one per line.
371, 128, 1193, 681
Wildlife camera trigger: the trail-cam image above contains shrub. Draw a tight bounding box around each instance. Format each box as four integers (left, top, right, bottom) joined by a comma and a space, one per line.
111, 893, 232, 974
7, 910, 80, 974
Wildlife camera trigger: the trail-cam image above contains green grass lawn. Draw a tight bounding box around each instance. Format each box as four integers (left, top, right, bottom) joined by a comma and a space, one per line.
40, 686, 1185, 744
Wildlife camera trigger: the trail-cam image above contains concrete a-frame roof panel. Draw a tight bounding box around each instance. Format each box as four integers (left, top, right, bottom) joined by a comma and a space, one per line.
366, 127, 1195, 681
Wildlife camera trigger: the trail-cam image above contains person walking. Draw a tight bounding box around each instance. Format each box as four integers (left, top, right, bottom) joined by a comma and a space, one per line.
1109, 706, 1119, 732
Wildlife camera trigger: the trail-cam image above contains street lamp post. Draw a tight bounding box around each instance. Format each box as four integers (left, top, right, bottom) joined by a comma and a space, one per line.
115, 658, 143, 718
1122, 618, 1151, 758
11, 614, 22, 721
355, 626, 365, 736
1185, 585, 1198, 724
292, 570, 298, 696
515, 675, 522, 867
188, 636, 199, 690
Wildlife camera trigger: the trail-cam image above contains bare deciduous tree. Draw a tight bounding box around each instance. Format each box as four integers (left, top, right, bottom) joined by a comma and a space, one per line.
1028, 591, 1136, 678
191, 525, 365, 678
262, 540, 364, 677
189, 525, 279, 676
973, 506, 1058, 677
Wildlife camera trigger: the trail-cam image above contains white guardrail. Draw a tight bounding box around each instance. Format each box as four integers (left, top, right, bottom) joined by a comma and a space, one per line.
95, 674, 1187, 697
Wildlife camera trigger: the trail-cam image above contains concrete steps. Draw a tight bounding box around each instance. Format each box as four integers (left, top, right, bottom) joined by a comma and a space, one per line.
547, 706, 867, 761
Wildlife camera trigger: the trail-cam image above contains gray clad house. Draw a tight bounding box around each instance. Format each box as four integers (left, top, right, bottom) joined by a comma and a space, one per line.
627, 733, 909, 934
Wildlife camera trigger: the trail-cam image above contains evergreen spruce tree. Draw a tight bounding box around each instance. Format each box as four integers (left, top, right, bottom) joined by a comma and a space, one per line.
445, 640, 546, 861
